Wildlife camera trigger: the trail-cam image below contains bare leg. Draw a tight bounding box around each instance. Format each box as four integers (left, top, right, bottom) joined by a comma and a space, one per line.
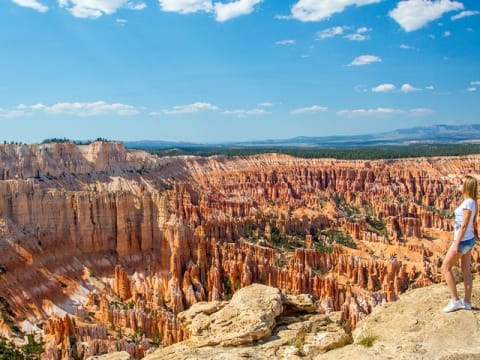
461, 251, 473, 303
441, 248, 463, 300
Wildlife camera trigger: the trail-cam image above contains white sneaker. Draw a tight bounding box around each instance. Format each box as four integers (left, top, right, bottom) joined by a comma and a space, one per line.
462, 300, 472, 310
443, 299, 463, 313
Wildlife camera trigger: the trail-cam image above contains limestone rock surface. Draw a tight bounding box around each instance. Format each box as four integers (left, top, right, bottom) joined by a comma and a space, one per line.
179, 283, 283, 347
320, 277, 480, 360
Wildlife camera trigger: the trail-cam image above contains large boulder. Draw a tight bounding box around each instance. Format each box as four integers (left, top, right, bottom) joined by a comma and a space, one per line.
178, 283, 283, 347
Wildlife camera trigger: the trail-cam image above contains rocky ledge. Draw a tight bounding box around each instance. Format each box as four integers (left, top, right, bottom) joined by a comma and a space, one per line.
96, 278, 480, 360
322, 277, 480, 360
142, 283, 351, 360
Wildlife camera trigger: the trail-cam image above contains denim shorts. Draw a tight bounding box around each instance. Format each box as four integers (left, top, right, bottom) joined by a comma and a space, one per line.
450, 237, 475, 254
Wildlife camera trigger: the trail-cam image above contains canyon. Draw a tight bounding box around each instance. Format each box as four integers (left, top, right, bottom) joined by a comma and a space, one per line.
0, 141, 478, 359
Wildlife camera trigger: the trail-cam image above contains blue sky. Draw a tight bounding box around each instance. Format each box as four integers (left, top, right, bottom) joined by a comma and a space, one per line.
1, 0, 479, 143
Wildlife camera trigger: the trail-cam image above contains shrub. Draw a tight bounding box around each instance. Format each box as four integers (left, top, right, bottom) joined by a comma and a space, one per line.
358, 335, 378, 347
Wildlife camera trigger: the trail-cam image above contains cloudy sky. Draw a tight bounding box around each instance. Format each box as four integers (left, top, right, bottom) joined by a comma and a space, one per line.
1, 0, 479, 143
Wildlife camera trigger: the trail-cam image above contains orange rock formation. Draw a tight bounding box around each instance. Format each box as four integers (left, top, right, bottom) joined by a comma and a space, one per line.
0, 142, 477, 358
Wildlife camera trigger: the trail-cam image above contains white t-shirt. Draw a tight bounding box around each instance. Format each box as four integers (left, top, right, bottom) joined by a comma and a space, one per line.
454, 198, 477, 242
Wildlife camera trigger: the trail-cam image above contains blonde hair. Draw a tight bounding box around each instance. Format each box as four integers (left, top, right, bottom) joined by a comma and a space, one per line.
463, 175, 478, 224
463, 175, 478, 201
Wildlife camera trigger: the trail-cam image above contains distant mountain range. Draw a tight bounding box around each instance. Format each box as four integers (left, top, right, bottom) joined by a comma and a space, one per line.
124, 124, 480, 149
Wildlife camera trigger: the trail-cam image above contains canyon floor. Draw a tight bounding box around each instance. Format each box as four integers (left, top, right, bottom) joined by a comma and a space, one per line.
0, 141, 478, 359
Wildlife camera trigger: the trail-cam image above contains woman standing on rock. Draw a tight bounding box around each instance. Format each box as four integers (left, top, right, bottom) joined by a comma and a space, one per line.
442, 175, 478, 312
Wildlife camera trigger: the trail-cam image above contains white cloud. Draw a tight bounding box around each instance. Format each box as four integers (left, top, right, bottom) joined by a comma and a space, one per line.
290, 105, 328, 114
159, 0, 212, 13
426, 85, 435, 90
58, 0, 146, 18
11, 0, 48, 12
401, 83, 421, 92
400, 44, 416, 49
0, 109, 32, 118
315, 26, 370, 42
337, 107, 433, 118
116, 18, 128, 25
316, 26, 345, 39
409, 108, 435, 115
344, 34, 366, 41
451, 10, 480, 20
389, 0, 464, 32
1, 101, 140, 118
290, 0, 381, 22
276, 39, 295, 45
222, 108, 269, 117
158, 0, 262, 21
337, 108, 403, 118
42, 101, 140, 116
127, 2, 146, 10
258, 102, 274, 107
348, 54, 381, 66
69, 5, 102, 17
467, 87, 477, 92
214, 0, 262, 22
372, 84, 396, 92
443, 30, 451, 36
471, 81, 480, 85
344, 27, 371, 41
162, 102, 218, 114
29, 103, 46, 110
